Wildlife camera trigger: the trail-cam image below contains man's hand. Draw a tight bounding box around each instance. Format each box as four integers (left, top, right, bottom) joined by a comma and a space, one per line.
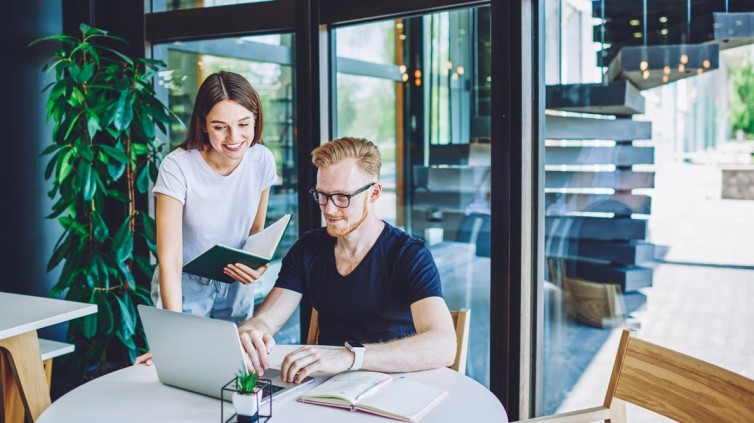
134, 351, 153, 366
225, 263, 269, 285
238, 327, 276, 376
280, 346, 355, 383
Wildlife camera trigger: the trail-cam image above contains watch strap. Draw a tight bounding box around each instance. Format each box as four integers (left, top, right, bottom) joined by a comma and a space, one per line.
346, 342, 365, 371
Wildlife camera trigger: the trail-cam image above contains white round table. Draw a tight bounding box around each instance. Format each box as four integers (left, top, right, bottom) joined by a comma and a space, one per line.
39, 345, 508, 422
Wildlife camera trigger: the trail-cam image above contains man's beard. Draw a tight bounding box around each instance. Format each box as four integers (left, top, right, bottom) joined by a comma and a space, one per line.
325, 197, 369, 237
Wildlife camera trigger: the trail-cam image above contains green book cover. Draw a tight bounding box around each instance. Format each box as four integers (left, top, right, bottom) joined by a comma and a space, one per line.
183, 214, 291, 283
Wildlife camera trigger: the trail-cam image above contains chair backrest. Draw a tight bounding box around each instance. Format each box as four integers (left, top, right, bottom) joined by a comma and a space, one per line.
548, 257, 627, 328
519, 330, 754, 423
604, 329, 754, 422
306, 308, 471, 373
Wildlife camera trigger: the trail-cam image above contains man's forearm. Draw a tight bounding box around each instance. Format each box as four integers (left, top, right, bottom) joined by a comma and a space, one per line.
360, 329, 456, 373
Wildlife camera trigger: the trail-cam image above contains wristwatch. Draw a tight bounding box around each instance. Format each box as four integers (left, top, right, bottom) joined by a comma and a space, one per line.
345, 341, 365, 371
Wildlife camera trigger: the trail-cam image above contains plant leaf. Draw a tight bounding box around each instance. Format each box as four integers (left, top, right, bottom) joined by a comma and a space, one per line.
114, 295, 136, 338
76, 161, 97, 201
107, 159, 126, 180
138, 111, 156, 139
99, 46, 134, 66
135, 165, 150, 194
100, 144, 128, 163
79, 143, 94, 162
63, 112, 82, 141
39, 143, 61, 158
131, 142, 149, 155
78, 62, 95, 82
82, 314, 97, 339
113, 92, 134, 131
96, 294, 115, 335
58, 147, 75, 185
28, 34, 77, 47
91, 211, 109, 242
112, 217, 133, 263
86, 110, 101, 139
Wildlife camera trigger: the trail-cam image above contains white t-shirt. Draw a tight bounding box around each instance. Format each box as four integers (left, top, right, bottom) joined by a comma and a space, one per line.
153, 144, 277, 265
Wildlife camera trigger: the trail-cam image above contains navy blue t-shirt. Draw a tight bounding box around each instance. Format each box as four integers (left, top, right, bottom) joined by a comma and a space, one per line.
274, 223, 443, 346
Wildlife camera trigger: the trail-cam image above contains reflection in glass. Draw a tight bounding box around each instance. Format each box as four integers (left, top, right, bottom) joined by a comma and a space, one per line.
540, 0, 754, 419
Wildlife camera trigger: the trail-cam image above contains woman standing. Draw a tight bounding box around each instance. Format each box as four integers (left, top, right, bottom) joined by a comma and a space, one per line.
150, 71, 276, 322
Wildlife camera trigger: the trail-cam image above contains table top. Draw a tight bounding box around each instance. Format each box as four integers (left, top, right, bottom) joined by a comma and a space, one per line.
39, 345, 508, 423
0, 292, 97, 340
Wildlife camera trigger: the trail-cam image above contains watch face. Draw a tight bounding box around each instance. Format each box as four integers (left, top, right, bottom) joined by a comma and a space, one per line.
347, 341, 365, 349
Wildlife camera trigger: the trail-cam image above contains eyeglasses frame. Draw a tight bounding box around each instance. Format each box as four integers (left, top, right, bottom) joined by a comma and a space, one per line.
309, 182, 376, 208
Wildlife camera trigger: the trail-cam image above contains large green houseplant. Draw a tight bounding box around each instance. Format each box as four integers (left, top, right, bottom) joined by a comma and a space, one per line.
32, 24, 179, 382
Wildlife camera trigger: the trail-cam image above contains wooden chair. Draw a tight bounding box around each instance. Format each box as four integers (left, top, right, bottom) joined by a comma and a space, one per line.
518, 329, 754, 423
1, 338, 73, 422
548, 258, 628, 328
306, 308, 471, 374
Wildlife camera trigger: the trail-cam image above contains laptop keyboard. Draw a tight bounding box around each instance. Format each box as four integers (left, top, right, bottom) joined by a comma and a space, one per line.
261, 383, 286, 399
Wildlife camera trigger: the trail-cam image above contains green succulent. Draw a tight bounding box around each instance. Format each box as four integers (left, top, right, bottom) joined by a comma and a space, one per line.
235, 368, 259, 395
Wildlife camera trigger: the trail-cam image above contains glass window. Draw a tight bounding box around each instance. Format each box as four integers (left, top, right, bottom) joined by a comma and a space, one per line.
336, 20, 396, 65
336, 73, 398, 224
152, 34, 300, 342
539, 0, 754, 419
151, 0, 273, 13
333, 7, 492, 387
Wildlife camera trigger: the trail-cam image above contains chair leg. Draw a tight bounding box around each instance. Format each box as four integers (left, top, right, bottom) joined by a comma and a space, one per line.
0, 331, 51, 423
607, 398, 627, 423
1, 349, 27, 423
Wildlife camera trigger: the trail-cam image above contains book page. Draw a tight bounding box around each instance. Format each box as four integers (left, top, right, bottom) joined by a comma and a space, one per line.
299, 371, 392, 406
242, 214, 291, 257
356, 377, 447, 422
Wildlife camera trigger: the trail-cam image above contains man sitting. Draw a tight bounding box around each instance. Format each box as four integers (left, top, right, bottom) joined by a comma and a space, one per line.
239, 137, 456, 383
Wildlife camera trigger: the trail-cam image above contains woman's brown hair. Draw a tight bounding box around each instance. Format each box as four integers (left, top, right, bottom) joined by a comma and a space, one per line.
179, 71, 264, 150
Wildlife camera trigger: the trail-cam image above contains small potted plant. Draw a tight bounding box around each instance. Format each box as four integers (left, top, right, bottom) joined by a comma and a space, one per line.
232, 368, 262, 423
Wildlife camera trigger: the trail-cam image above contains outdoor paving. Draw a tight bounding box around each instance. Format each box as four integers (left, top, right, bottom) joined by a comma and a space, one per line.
554, 160, 754, 421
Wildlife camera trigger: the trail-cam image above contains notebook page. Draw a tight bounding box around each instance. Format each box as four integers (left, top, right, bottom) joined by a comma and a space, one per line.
356, 377, 447, 422
242, 214, 290, 257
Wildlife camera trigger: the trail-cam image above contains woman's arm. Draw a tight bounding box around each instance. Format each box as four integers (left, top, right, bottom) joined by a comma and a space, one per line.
156, 194, 184, 312
249, 187, 271, 235
225, 187, 272, 284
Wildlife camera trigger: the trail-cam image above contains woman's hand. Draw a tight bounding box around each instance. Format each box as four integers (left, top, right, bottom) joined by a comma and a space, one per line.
224, 263, 269, 285
134, 351, 153, 366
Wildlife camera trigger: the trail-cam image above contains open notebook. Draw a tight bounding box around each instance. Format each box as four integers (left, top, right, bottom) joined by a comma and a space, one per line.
298, 371, 447, 422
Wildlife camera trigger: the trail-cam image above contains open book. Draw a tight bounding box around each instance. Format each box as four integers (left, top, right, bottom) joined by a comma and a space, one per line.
182, 214, 291, 283
298, 371, 447, 422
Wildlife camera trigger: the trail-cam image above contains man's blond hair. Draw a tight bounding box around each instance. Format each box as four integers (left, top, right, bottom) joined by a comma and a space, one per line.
311, 137, 381, 178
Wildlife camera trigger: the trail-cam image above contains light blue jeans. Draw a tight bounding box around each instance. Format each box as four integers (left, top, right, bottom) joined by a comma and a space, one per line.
150, 265, 255, 324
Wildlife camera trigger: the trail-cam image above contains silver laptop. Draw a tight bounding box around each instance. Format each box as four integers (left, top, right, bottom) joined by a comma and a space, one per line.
138, 305, 314, 401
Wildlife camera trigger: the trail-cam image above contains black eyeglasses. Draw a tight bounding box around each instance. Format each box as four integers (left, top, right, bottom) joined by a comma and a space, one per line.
309, 182, 375, 208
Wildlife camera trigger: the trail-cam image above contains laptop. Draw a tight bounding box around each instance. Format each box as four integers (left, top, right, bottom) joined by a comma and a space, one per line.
138, 305, 314, 401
